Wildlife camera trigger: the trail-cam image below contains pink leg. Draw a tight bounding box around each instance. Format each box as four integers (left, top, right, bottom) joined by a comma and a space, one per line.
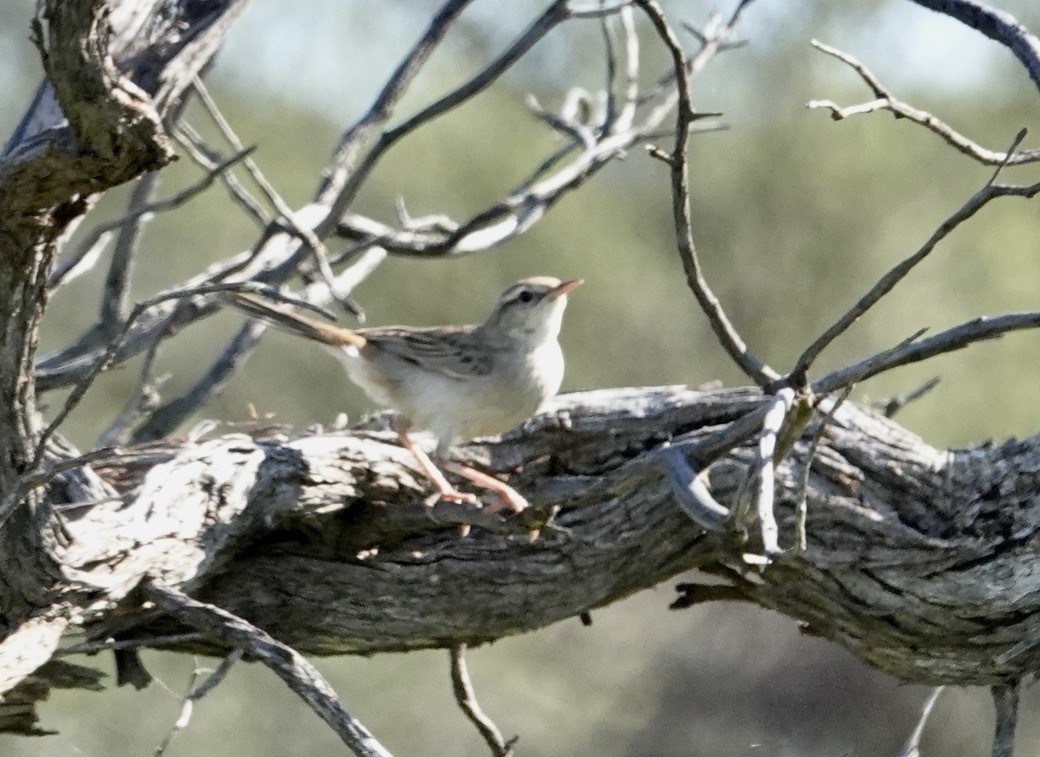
440, 461, 529, 514
398, 432, 478, 506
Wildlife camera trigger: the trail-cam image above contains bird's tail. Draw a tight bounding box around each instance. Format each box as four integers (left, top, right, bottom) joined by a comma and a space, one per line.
224, 293, 367, 349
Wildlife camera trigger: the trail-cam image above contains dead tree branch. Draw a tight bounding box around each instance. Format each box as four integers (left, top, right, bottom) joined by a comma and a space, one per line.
808, 40, 1040, 166
906, 0, 1040, 94
635, 0, 777, 387
144, 581, 392, 757
9, 385, 1040, 694
450, 644, 516, 757
793, 153, 1040, 385
897, 686, 944, 757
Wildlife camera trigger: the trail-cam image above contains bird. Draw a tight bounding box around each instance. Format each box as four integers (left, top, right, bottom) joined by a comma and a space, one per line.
226, 276, 582, 517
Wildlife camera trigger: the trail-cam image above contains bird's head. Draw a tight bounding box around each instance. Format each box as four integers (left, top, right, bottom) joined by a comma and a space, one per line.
482, 276, 583, 344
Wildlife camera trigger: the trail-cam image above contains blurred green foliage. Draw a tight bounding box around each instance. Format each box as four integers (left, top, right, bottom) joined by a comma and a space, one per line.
5, 0, 1040, 755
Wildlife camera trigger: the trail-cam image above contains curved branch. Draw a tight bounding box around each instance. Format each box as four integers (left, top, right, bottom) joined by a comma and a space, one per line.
144, 581, 393, 757
907, 0, 1040, 94
814, 308, 1040, 393
635, 0, 778, 387
808, 40, 1040, 166
11, 386, 1033, 693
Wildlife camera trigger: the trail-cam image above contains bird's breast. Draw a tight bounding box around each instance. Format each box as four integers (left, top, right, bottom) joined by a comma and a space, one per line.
331, 338, 565, 446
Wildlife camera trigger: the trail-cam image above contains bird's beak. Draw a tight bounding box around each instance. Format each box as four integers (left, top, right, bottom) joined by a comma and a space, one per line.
548, 279, 583, 301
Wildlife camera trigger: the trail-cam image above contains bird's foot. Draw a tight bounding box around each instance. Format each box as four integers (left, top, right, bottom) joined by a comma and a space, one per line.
483, 487, 528, 515
479, 482, 539, 542
435, 488, 480, 506
432, 461, 540, 541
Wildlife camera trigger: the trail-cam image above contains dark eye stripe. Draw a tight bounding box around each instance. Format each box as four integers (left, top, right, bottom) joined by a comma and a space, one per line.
503, 285, 541, 305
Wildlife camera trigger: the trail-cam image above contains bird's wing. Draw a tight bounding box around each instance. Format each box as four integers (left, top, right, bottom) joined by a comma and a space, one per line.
362, 325, 494, 379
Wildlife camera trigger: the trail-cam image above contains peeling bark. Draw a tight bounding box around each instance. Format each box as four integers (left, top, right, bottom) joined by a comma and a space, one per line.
0, 0, 256, 735
27, 385, 1038, 690
2, 0, 1040, 749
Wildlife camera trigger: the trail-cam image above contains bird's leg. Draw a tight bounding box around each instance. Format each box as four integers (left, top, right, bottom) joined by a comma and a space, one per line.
396, 431, 478, 505
439, 461, 529, 514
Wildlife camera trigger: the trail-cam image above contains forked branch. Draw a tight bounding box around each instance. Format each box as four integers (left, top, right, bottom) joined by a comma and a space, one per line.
808, 40, 1040, 166
635, 0, 777, 388
144, 581, 392, 757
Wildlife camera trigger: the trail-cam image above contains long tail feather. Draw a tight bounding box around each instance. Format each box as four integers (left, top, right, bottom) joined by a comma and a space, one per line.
224, 293, 366, 349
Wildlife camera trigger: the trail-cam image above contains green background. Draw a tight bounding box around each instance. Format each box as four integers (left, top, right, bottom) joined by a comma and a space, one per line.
4, 0, 1040, 754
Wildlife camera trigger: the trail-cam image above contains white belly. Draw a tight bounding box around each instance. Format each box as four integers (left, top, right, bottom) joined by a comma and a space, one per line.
333, 340, 563, 450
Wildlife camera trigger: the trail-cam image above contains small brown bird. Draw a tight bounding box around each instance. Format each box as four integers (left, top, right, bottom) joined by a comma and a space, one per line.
227, 276, 582, 515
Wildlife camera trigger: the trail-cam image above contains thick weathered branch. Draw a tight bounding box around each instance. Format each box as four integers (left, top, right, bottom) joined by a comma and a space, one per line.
0, 6, 254, 704
9, 386, 1032, 695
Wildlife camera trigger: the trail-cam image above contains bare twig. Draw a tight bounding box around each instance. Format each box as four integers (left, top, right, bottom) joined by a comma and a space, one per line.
568, 0, 632, 17
808, 41, 1040, 166
876, 376, 941, 419
320, 0, 580, 249
634, 0, 777, 387
100, 172, 159, 326
991, 681, 1020, 757
750, 387, 794, 559
897, 686, 944, 757
793, 174, 1040, 383
131, 321, 264, 443
143, 581, 392, 757
96, 337, 167, 447
795, 388, 851, 552
985, 129, 1030, 187
55, 632, 204, 657
316, 0, 479, 216
154, 650, 243, 756
601, 13, 621, 126
0, 447, 122, 530
814, 308, 1040, 394
174, 123, 270, 227
666, 397, 775, 466
48, 230, 113, 288
449, 644, 515, 757
191, 76, 361, 317
49, 148, 255, 291
659, 444, 730, 531
190, 650, 242, 699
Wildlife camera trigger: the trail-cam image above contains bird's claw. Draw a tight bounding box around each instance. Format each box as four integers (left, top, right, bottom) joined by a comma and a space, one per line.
484, 489, 529, 514
437, 489, 480, 506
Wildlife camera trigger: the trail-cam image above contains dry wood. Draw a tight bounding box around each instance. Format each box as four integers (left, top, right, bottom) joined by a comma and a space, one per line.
16, 385, 1034, 693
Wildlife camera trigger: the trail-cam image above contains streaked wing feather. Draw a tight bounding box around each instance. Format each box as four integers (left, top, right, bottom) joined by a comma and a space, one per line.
361, 325, 494, 379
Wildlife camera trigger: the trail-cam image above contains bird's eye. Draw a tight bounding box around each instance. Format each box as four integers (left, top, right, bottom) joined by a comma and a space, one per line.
517, 290, 534, 304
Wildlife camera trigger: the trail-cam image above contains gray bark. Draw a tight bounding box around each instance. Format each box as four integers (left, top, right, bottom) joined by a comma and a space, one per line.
51, 385, 1040, 689
0, 0, 254, 734
3, 0, 1040, 748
